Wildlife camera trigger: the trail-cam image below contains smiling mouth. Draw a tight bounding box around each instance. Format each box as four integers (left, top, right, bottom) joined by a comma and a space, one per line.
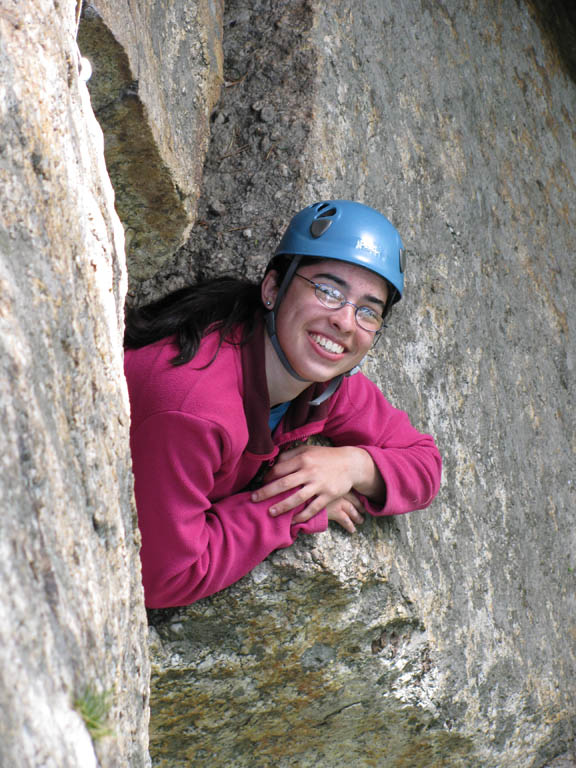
309, 333, 346, 355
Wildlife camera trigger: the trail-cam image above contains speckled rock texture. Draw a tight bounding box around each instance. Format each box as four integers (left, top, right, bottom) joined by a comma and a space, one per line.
0, 1, 149, 766
78, 0, 224, 280
143, 1, 576, 767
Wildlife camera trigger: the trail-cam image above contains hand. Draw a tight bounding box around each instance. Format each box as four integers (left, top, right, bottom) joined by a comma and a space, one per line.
251, 444, 366, 519
304, 492, 366, 533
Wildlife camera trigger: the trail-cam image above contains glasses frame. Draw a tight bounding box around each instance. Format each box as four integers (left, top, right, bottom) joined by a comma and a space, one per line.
294, 273, 386, 333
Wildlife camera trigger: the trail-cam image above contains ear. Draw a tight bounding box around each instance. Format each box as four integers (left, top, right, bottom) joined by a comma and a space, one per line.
261, 270, 279, 309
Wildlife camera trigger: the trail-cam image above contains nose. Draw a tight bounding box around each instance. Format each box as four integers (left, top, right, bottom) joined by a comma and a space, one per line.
329, 302, 356, 333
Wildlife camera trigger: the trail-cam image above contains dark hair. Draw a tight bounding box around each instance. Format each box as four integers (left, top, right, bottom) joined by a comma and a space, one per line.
124, 255, 300, 366
124, 254, 396, 366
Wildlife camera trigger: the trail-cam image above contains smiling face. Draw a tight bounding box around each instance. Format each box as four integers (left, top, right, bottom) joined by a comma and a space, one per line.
262, 259, 389, 384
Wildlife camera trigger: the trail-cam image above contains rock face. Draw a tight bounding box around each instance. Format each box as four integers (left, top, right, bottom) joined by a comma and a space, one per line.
130, 0, 317, 305
78, 0, 224, 281
0, 1, 149, 766
143, 1, 576, 767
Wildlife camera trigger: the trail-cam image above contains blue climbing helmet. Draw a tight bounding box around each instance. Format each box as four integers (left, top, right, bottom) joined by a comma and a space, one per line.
274, 200, 405, 301
265, 200, 405, 405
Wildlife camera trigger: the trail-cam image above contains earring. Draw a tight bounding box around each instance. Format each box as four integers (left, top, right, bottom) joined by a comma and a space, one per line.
266, 299, 272, 306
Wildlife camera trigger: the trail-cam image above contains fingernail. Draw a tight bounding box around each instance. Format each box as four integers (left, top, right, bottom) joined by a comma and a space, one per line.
269, 507, 277, 516
251, 493, 258, 501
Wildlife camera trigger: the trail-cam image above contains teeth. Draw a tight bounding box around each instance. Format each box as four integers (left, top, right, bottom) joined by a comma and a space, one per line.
311, 334, 344, 354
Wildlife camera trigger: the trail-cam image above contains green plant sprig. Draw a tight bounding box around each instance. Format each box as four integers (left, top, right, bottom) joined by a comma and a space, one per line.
74, 687, 114, 741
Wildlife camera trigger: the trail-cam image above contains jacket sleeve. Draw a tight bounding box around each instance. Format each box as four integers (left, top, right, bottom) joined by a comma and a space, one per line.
130, 411, 327, 608
321, 374, 442, 516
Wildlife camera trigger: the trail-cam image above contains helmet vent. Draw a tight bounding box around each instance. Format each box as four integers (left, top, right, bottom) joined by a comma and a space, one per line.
310, 219, 332, 238
317, 206, 337, 218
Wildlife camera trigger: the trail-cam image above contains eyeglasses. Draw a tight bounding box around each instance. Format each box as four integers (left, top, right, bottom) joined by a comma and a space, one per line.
294, 274, 385, 332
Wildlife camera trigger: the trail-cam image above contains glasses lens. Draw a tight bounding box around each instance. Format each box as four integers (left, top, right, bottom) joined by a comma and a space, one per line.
315, 284, 344, 309
356, 306, 383, 332
306, 276, 383, 332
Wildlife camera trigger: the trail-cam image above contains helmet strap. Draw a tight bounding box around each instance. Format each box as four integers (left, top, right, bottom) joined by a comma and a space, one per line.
265, 310, 309, 383
308, 374, 344, 406
274, 253, 302, 306
263, 254, 349, 406
265, 254, 309, 383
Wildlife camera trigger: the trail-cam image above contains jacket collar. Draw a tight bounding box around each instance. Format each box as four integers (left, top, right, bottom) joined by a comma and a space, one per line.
240, 317, 331, 455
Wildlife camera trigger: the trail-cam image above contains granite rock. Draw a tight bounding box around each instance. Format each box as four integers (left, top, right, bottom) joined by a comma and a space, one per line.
78, 0, 224, 282
0, 1, 149, 765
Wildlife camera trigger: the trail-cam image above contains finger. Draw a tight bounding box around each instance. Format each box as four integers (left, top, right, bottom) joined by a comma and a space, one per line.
269, 488, 322, 517
291, 495, 330, 523
343, 492, 367, 515
251, 472, 305, 502
261, 457, 300, 483
274, 445, 307, 462
265, 446, 321, 479
347, 506, 365, 525
291, 504, 323, 524
334, 513, 356, 534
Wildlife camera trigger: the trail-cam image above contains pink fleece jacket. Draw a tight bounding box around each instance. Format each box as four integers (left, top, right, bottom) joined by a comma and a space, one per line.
124, 321, 442, 607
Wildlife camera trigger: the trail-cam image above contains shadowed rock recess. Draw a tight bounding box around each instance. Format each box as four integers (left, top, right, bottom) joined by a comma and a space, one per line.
78, 0, 223, 281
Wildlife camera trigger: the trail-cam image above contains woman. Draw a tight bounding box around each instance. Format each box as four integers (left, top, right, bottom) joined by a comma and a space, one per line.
124, 200, 441, 608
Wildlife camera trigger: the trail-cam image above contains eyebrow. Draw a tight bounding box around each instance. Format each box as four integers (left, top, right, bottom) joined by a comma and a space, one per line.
311, 272, 387, 309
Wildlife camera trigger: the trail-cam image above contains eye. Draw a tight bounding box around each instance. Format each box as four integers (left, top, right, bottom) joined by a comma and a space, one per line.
316, 283, 345, 306
357, 306, 382, 326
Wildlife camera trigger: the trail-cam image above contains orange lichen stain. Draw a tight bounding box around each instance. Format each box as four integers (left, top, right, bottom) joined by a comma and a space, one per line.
544, 111, 560, 141
546, 500, 559, 532
561, 104, 576, 142
521, 258, 568, 336
0, 279, 14, 318
526, 399, 541, 431
394, 734, 473, 768
525, 45, 552, 100
434, 3, 458, 41
512, 67, 528, 97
